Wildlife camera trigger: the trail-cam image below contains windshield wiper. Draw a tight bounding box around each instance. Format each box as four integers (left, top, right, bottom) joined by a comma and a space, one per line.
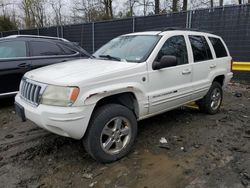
99, 55, 121, 61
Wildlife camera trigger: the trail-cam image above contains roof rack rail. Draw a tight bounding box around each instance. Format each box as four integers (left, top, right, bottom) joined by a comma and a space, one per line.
146, 27, 213, 34
4, 35, 70, 42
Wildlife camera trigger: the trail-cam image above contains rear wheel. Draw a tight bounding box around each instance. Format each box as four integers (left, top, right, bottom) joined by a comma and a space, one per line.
197, 82, 223, 115
83, 104, 137, 163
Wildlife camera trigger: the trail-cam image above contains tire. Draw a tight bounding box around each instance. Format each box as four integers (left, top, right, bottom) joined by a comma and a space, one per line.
197, 82, 223, 115
83, 104, 137, 163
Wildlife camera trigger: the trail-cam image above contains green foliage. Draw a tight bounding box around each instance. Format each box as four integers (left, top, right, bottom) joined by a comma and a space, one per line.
0, 16, 17, 32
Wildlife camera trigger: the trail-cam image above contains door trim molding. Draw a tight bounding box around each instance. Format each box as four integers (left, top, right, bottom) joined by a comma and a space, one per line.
0, 91, 18, 97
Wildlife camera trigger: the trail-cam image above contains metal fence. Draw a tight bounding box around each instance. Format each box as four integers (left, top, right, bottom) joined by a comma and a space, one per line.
1, 4, 250, 62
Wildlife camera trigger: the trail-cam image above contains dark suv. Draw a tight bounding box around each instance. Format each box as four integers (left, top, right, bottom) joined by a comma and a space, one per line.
0, 35, 91, 98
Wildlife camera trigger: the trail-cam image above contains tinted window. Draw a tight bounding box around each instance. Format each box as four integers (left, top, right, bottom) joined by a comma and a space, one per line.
30, 41, 65, 56
156, 35, 188, 65
0, 41, 26, 58
189, 35, 212, 62
209, 37, 228, 58
60, 45, 77, 55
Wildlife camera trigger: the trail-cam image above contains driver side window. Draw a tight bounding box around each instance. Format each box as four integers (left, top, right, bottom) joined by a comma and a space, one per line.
156, 35, 188, 65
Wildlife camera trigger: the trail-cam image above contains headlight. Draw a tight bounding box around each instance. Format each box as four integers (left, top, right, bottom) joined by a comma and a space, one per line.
41, 85, 79, 107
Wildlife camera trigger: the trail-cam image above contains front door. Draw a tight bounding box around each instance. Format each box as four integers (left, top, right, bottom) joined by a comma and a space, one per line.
147, 34, 193, 114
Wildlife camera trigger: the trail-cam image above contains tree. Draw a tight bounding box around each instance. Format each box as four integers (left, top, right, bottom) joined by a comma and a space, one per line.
71, 0, 106, 22
182, 0, 187, 11
21, 0, 48, 28
172, 0, 178, 12
219, 0, 223, 6
31, 0, 47, 28
21, 0, 35, 29
0, 0, 12, 17
127, 0, 138, 16
101, 0, 113, 19
0, 16, 17, 31
50, 0, 64, 25
210, 0, 213, 8
154, 0, 159, 14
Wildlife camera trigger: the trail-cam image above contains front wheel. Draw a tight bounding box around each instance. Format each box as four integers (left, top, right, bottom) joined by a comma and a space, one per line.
197, 82, 223, 115
83, 104, 137, 163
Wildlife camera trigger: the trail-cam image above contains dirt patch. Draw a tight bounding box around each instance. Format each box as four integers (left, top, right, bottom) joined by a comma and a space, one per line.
0, 82, 250, 188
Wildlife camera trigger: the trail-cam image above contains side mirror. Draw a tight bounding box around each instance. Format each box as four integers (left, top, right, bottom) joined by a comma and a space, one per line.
152, 55, 177, 70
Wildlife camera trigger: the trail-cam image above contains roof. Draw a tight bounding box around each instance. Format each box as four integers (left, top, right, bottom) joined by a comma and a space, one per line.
123, 28, 218, 38
3, 35, 69, 42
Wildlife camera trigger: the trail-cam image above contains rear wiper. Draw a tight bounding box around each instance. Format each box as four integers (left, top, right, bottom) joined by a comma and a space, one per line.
99, 55, 121, 61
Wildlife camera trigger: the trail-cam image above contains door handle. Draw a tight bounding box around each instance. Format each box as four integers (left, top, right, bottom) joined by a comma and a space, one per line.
210, 64, 216, 68
182, 69, 191, 75
18, 63, 30, 68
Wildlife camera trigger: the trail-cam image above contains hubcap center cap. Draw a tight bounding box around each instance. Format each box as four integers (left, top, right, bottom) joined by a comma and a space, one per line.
113, 132, 120, 140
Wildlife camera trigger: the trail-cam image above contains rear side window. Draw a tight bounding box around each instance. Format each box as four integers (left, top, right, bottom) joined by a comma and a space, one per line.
209, 37, 228, 58
30, 41, 65, 56
189, 35, 212, 62
0, 41, 26, 58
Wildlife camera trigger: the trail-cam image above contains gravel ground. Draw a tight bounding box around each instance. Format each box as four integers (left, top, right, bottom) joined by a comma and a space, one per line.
0, 82, 250, 188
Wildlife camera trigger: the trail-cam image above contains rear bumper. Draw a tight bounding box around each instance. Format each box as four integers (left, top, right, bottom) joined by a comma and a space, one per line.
15, 94, 95, 139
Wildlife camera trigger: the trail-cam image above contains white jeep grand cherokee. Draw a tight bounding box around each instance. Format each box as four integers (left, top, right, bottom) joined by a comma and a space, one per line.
15, 29, 233, 162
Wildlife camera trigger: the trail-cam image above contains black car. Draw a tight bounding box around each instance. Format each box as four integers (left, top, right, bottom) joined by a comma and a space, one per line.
0, 35, 91, 98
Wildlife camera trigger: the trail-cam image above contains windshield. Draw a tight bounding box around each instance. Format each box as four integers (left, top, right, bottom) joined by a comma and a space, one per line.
93, 35, 161, 63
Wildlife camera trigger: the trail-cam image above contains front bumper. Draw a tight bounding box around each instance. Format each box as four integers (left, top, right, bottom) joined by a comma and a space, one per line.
15, 94, 95, 139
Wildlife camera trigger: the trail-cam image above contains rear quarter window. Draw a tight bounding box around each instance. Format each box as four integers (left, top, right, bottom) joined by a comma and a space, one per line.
209, 37, 228, 58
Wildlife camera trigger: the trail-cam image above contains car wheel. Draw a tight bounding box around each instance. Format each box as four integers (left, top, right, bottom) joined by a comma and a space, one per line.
197, 82, 223, 115
83, 104, 137, 163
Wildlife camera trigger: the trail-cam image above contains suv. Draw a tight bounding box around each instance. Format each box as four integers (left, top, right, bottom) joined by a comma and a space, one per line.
15, 29, 233, 162
0, 35, 91, 98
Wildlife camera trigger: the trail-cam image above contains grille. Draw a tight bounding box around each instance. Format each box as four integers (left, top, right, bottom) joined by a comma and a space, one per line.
20, 79, 46, 106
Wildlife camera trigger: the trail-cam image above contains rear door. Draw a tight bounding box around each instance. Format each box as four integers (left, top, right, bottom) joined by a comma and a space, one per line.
28, 40, 80, 69
187, 35, 214, 100
0, 40, 31, 95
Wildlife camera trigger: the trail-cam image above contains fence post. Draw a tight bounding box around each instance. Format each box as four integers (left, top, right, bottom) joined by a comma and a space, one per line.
57, 26, 59, 37
92, 22, 95, 53
186, 11, 189, 28
61, 25, 64, 38
188, 10, 192, 28
18, 30, 20, 35
0, 32, 2, 38
37, 28, 40, 36
132, 17, 135, 32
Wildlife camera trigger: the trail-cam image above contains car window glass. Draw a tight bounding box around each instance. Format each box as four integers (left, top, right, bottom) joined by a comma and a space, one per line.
30, 41, 65, 56
0, 41, 26, 58
156, 35, 188, 65
93, 35, 161, 63
209, 37, 228, 58
60, 45, 77, 55
189, 35, 213, 62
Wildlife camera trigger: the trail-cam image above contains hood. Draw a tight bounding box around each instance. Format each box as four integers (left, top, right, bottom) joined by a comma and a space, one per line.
25, 59, 138, 85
